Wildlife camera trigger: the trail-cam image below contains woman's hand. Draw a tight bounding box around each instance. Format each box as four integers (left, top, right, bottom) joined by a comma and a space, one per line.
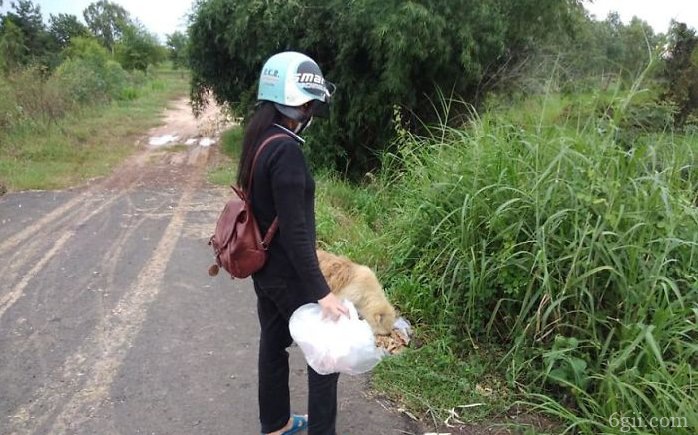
318, 292, 350, 321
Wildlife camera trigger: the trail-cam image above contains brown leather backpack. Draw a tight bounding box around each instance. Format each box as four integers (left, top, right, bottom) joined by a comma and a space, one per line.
208, 133, 288, 279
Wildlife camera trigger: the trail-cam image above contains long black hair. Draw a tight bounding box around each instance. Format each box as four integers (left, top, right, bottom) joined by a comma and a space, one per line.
236, 101, 283, 189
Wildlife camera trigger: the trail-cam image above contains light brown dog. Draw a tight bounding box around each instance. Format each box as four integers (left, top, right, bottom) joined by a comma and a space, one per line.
316, 249, 396, 335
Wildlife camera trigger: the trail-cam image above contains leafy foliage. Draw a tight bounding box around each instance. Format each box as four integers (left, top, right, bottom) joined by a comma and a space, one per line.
3, 1, 50, 54
500, 10, 663, 96
188, 0, 581, 174
49, 13, 90, 49
0, 0, 167, 74
0, 19, 27, 73
663, 21, 698, 126
1, 0, 58, 67
165, 31, 188, 70
62, 36, 111, 67
83, 0, 130, 52
114, 23, 165, 72
58, 36, 130, 101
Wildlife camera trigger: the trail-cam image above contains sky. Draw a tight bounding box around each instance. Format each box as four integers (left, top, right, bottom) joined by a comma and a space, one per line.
0, 0, 195, 41
1, 1, 697, 41
583, 0, 698, 33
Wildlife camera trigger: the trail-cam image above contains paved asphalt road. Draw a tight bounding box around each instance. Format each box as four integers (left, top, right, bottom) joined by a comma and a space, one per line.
0, 101, 423, 435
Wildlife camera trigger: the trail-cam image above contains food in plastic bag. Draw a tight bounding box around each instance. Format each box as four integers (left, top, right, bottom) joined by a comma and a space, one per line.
289, 299, 385, 375
375, 316, 412, 354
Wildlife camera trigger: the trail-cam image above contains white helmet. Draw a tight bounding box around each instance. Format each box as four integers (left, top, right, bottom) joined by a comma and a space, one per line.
257, 51, 335, 121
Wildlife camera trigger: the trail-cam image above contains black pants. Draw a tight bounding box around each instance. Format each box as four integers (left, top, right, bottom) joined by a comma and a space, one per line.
253, 275, 340, 435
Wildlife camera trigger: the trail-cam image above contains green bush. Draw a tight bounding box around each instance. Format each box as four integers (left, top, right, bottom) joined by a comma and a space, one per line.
51, 57, 109, 104
61, 36, 111, 67
55, 36, 132, 102
188, 0, 581, 174
103, 59, 128, 98
149, 79, 165, 91
512, 13, 663, 95
51, 37, 133, 104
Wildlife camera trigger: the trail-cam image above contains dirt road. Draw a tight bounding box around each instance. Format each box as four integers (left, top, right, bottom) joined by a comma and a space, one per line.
0, 98, 422, 434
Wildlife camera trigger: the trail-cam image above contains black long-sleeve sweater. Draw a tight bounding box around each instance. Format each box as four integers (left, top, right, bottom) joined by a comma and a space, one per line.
249, 124, 331, 301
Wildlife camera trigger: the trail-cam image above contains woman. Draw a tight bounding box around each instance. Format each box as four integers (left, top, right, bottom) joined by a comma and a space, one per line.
238, 51, 349, 435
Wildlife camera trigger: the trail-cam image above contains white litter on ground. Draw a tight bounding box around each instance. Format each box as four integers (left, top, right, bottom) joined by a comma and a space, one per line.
199, 137, 216, 147
185, 138, 198, 145
148, 135, 179, 146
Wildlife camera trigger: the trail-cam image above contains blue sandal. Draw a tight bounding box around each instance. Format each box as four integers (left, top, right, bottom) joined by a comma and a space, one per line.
262, 414, 308, 435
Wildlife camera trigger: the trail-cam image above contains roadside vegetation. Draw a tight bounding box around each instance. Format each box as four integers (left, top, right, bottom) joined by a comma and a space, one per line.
317, 90, 698, 432
207, 127, 243, 186
0, 64, 187, 190
0, 1, 190, 192
195, 1, 698, 432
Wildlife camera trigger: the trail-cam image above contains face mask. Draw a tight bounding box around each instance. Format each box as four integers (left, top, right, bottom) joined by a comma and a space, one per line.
294, 116, 313, 134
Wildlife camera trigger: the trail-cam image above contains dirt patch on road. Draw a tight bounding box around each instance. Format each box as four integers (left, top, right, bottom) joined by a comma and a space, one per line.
147, 97, 229, 143
100, 97, 233, 190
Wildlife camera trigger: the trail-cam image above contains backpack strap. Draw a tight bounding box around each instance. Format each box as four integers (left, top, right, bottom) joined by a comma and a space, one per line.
246, 133, 289, 193
246, 133, 289, 249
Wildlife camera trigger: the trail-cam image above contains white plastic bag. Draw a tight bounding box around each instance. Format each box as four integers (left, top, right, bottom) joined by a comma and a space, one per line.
393, 316, 412, 344
289, 299, 385, 375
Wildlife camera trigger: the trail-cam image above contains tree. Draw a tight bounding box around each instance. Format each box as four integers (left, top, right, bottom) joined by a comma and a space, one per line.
618, 17, 658, 77
166, 31, 188, 69
114, 23, 164, 72
3, 0, 55, 62
49, 13, 90, 48
83, 0, 130, 52
499, 0, 584, 54
507, 7, 663, 94
663, 21, 698, 125
591, 13, 659, 80
188, 0, 581, 174
0, 18, 27, 73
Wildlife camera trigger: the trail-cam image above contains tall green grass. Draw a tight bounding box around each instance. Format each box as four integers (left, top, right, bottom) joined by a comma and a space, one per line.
365, 91, 698, 432
311, 87, 698, 431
